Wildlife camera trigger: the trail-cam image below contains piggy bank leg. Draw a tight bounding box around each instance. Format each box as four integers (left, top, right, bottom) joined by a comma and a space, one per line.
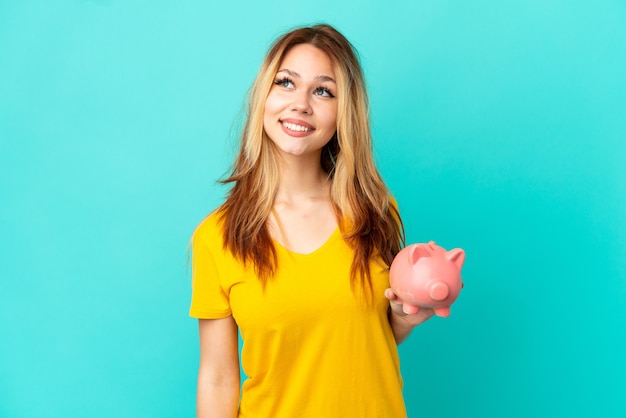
433, 307, 451, 317
403, 304, 420, 315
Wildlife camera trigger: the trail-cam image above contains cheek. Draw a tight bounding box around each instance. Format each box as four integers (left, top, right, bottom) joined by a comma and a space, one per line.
264, 91, 284, 117
263, 101, 279, 134
323, 105, 338, 131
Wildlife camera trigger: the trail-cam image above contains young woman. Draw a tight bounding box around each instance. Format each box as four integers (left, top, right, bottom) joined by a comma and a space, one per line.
190, 24, 434, 418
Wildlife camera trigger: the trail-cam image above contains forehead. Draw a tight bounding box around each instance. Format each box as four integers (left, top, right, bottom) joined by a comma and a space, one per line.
278, 43, 335, 77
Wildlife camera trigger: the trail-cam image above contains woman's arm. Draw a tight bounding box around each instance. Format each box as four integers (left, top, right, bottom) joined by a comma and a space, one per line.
197, 317, 240, 418
384, 288, 435, 344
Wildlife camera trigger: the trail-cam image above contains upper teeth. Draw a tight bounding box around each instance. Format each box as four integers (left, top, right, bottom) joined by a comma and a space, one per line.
283, 122, 313, 132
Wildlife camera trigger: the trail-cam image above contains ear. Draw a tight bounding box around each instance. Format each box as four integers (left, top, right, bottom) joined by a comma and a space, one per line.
447, 248, 466, 270
408, 244, 431, 265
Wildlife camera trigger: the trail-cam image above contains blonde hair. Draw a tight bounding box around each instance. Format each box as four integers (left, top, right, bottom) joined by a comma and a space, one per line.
218, 24, 404, 296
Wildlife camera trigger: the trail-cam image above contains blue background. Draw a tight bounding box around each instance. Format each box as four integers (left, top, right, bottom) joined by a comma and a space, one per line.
1, 1, 624, 417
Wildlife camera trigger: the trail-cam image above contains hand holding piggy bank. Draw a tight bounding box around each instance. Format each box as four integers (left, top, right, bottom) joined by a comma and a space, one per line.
389, 241, 465, 317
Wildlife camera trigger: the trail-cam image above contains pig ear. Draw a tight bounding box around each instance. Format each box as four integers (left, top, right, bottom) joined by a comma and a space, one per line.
408, 244, 431, 264
447, 248, 466, 269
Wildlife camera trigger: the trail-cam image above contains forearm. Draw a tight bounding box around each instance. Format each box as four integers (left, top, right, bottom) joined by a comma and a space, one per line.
388, 310, 416, 344
385, 289, 435, 345
197, 378, 240, 418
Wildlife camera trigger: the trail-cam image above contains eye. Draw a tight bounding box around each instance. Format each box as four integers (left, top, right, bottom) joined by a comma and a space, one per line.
275, 77, 294, 88
314, 86, 335, 98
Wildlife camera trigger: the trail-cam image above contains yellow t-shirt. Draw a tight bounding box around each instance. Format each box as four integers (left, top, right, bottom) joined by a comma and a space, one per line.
190, 212, 407, 418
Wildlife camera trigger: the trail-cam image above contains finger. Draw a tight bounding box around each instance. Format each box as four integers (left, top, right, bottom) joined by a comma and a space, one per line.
384, 288, 401, 304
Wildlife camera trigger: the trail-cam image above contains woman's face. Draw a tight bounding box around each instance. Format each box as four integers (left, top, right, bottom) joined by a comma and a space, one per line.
263, 43, 338, 160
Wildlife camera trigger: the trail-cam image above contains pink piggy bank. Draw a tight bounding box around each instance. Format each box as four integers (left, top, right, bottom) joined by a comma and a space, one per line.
389, 241, 465, 317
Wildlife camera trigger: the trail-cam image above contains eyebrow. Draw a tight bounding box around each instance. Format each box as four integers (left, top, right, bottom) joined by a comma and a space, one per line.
277, 68, 336, 84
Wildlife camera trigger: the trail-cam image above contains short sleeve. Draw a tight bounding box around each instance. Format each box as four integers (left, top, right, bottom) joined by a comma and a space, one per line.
189, 218, 232, 319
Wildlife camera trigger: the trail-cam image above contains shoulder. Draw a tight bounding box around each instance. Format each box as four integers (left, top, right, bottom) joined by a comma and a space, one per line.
387, 195, 404, 239
193, 209, 225, 246
389, 195, 399, 210
388, 195, 401, 217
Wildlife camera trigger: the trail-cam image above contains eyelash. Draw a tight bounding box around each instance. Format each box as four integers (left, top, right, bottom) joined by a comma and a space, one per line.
274, 76, 335, 98
275, 76, 294, 88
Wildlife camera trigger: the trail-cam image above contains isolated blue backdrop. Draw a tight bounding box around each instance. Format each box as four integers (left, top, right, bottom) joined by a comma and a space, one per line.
1, 1, 624, 417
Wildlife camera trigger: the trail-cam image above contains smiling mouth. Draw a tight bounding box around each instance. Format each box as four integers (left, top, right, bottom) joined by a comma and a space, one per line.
281, 121, 314, 132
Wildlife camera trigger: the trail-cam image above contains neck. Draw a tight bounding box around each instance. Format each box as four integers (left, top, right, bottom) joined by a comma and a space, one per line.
275, 153, 330, 202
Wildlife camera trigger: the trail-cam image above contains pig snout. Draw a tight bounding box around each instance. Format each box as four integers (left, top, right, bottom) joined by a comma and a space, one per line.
429, 281, 450, 301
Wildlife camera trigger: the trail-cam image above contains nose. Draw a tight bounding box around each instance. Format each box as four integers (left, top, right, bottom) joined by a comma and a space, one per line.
290, 90, 312, 114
